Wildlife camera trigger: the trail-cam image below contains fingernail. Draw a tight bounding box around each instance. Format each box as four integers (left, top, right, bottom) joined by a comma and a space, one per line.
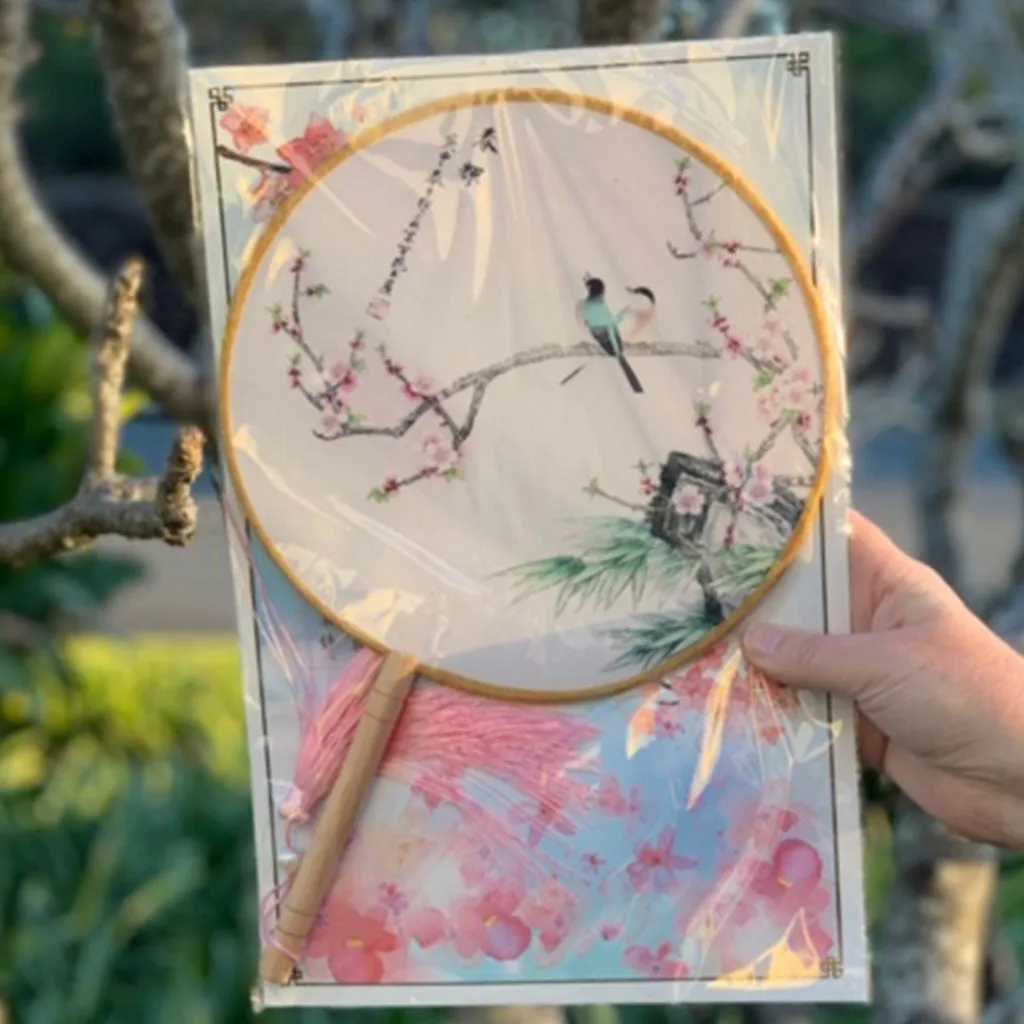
742, 625, 782, 659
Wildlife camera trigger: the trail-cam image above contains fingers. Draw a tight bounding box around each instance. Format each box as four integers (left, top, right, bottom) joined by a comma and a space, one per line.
741, 623, 898, 697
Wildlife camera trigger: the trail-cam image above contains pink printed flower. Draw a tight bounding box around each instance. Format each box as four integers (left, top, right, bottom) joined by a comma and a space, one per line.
407, 907, 450, 949
277, 114, 349, 188
221, 104, 270, 153
413, 374, 435, 395
600, 921, 623, 941
640, 475, 657, 496
594, 777, 641, 818
655, 703, 684, 737
756, 393, 777, 420
726, 335, 744, 357
307, 897, 400, 984
367, 295, 390, 320
350, 333, 366, 351
339, 370, 359, 392
674, 484, 704, 516
787, 384, 807, 408
627, 827, 697, 893
434, 446, 459, 470
752, 839, 830, 923
625, 941, 689, 979
742, 463, 773, 505
410, 770, 462, 811
382, 476, 400, 495
518, 791, 575, 847
401, 381, 421, 401
252, 170, 290, 223
793, 366, 813, 385
725, 456, 746, 490
459, 843, 497, 887
378, 882, 408, 916
522, 878, 576, 954
452, 884, 532, 962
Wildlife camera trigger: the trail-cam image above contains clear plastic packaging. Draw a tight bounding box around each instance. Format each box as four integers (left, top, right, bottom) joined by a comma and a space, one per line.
187, 31, 867, 1010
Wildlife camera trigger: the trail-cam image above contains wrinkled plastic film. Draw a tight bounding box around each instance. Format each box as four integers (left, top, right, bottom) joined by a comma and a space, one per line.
187, 33, 867, 1009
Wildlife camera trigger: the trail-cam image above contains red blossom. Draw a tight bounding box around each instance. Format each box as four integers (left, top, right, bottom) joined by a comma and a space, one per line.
382, 476, 400, 494
726, 336, 744, 356
640, 475, 656, 496
401, 381, 421, 401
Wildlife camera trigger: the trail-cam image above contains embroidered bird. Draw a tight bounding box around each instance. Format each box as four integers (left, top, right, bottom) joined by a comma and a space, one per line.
563, 277, 655, 391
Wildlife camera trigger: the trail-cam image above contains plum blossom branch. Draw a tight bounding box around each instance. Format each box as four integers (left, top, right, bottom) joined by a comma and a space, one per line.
0, 257, 205, 565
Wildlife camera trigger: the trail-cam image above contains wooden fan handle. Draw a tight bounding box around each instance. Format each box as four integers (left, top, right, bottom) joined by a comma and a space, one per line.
260, 650, 419, 985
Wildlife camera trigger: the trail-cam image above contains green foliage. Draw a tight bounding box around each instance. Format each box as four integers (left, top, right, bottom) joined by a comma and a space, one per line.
501, 517, 698, 615
838, 29, 933, 176
606, 612, 716, 672
0, 266, 147, 639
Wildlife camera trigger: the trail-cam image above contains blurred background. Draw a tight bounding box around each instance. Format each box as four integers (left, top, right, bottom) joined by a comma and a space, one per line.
3, 0, 1024, 1021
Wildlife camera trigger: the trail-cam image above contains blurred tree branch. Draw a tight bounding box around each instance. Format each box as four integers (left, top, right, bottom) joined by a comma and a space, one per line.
0, 0, 206, 426
87, 0, 199, 305
0, 256, 203, 565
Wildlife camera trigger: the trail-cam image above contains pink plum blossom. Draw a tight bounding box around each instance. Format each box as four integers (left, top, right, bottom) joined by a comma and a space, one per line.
742, 462, 773, 505
624, 941, 689, 979
600, 921, 623, 941
406, 907, 450, 949
452, 884, 532, 961
220, 104, 269, 153
251, 171, 290, 222
277, 114, 349, 188
378, 882, 408, 916
752, 838, 833, 946
627, 827, 698, 893
674, 484, 704, 516
725, 456, 746, 489
594, 777, 643, 820
306, 896, 399, 983
458, 843, 497, 887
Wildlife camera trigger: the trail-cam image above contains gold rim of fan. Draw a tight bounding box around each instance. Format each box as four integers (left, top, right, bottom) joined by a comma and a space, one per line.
219, 86, 841, 703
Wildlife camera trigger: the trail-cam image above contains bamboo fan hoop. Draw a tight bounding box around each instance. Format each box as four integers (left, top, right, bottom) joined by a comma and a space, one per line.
220, 86, 838, 702
218, 88, 839, 984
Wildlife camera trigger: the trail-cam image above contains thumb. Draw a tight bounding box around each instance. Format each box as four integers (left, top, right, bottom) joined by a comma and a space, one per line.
741, 623, 895, 697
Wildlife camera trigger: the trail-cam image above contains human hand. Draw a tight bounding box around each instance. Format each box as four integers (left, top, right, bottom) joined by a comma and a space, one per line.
741, 510, 1024, 849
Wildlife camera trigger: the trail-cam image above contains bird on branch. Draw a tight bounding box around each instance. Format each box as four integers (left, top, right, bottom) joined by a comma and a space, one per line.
569, 275, 652, 394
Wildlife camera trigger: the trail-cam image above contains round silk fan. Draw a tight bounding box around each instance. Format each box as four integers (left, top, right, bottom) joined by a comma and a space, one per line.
220, 87, 836, 982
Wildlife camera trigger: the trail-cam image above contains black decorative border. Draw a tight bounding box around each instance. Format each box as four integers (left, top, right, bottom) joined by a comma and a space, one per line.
208, 48, 845, 988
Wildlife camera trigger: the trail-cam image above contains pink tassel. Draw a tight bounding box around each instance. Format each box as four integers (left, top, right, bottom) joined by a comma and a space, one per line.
284, 648, 599, 837
281, 646, 384, 824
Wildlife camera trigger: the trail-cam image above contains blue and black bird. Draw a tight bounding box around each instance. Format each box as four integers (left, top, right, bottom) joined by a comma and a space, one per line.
575, 276, 650, 394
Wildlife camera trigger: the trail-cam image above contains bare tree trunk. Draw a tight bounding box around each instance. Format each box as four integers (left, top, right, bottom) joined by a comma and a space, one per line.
875, 797, 999, 1024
